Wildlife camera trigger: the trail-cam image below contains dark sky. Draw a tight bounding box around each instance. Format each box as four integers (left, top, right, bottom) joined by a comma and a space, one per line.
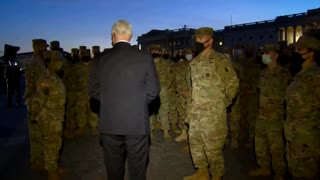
1, 0, 319, 53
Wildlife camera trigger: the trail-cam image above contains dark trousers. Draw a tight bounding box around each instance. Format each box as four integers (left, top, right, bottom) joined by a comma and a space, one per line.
100, 134, 149, 180
7, 83, 21, 107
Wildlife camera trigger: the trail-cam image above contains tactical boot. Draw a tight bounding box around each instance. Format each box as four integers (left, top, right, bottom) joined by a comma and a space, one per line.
175, 130, 188, 142
183, 168, 209, 180
48, 170, 60, 180
181, 145, 189, 153
212, 176, 221, 180
164, 130, 171, 141
274, 175, 284, 180
248, 168, 271, 176
171, 123, 181, 134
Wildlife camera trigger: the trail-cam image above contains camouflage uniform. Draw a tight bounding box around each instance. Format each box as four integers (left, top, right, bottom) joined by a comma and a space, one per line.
63, 48, 80, 137
50, 41, 60, 50
240, 49, 261, 143
32, 51, 65, 175
175, 60, 190, 131
24, 39, 48, 169
168, 54, 179, 133
72, 49, 98, 135
186, 27, 239, 179
285, 35, 320, 179
150, 47, 174, 140
222, 47, 243, 148
255, 66, 291, 176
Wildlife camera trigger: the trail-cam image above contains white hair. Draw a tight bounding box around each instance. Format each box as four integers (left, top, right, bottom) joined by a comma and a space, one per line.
112, 20, 132, 37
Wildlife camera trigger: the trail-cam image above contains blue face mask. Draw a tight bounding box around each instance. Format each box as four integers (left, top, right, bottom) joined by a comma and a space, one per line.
185, 54, 193, 61
262, 54, 272, 64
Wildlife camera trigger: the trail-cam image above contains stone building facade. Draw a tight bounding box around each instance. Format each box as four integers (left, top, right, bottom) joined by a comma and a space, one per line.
137, 7, 320, 52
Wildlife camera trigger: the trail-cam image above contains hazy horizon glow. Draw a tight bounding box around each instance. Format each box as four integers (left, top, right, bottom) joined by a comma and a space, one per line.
0, 0, 319, 54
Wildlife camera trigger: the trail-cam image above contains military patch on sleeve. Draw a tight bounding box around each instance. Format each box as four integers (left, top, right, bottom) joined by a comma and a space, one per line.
225, 67, 230, 72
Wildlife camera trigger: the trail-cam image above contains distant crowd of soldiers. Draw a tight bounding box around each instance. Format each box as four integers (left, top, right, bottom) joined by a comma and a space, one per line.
1, 26, 319, 180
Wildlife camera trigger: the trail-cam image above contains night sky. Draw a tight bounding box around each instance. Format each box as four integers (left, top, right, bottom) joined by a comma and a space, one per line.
1, 0, 319, 53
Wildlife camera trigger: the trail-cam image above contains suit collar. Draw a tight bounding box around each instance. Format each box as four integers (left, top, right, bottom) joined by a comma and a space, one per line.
113, 41, 131, 48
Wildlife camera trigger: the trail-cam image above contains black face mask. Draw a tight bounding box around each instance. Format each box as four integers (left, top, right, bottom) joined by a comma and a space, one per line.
82, 56, 91, 62
152, 53, 159, 58
245, 52, 254, 58
162, 54, 169, 59
194, 39, 210, 53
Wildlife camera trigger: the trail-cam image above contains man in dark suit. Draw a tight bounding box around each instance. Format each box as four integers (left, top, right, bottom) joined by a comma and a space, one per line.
88, 20, 160, 180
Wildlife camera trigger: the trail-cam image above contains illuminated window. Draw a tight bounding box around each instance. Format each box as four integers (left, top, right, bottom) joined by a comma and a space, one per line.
219, 42, 223, 46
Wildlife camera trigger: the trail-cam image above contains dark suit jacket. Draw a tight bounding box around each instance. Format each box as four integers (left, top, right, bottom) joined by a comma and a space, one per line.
88, 42, 160, 135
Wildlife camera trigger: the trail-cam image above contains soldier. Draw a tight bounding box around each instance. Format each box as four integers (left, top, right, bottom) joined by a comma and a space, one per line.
32, 50, 66, 180
50, 41, 60, 51
3, 44, 21, 107
285, 35, 320, 179
248, 44, 291, 179
62, 48, 80, 138
222, 46, 243, 149
184, 27, 239, 180
150, 47, 174, 140
168, 49, 179, 134
174, 48, 192, 142
92, 46, 100, 59
162, 48, 171, 60
72, 49, 98, 136
241, 44, 261, 147
24, 39, 48, 171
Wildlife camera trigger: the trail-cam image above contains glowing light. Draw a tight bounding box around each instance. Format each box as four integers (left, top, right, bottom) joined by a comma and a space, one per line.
219, 42, 223, 46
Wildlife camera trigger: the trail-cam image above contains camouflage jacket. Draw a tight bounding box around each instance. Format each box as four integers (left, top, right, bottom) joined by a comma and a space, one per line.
189, 49, 239, 109
69, 62, 90, 96
258, 65, 292, 121
242, 57, 261, 94
284, 63, 320, 144
174, 60, 190, 94
24, 56, 46, 105
154, 57, 174, 96
33, 69, 66, 122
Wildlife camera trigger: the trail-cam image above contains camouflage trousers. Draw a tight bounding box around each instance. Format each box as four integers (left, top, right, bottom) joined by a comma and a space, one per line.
286, 140, 320, 178
239, 92, 259, 141
255, 116, 286, 175
176, 95, 188, 130
168, 94, 178, 125
28, 112, 44, 168
75, 96, 98, 129
29, 110, 64, 171
65, 95, 77, 133
229, 95, 241, 142
188, 106, 227, 177
150, 97, 170, 131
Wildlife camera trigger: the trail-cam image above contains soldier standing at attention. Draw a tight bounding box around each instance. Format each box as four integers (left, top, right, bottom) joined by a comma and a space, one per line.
174, 48, 192, 143
285, 34, 320, 179
248, 44, 291, 179
184, 27, 239, 180
33, 50, 66, 180
24, 39, 48, 172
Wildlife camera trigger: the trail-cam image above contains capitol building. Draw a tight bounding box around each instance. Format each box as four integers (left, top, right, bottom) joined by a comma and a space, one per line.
137, 7, 320, 52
